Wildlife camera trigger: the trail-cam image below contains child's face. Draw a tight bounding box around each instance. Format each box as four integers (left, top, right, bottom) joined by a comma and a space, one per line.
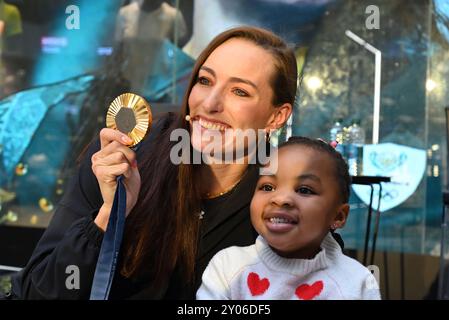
250, 145, 349, 259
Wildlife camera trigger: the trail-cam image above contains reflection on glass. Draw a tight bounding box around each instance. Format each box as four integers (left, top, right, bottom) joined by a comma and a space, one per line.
0, 1, 194, 229
15, 163, 27, 176
38, 198, 53, 213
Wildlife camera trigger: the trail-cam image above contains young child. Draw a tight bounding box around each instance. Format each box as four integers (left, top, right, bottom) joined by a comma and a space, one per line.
196, 136, 381, 300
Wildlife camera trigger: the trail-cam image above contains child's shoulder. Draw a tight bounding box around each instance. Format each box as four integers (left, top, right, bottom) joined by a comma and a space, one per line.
325, 233, 373, 278
333, 251, 379, 287
325, 235, 377, 283
211, 243, 259, 266
337, 253, 372, 274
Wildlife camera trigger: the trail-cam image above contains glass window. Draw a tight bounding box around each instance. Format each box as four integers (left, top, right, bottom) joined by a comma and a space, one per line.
0, 0, 193, 228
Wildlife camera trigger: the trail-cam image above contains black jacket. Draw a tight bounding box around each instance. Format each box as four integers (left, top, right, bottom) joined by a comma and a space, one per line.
10, 113, 259, 299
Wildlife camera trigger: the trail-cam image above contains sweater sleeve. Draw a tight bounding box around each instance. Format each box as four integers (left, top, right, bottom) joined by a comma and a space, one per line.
196, 249, 233, 300
10, 139, 105, 300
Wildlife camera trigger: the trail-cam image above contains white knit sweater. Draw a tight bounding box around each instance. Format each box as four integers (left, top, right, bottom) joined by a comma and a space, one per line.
196, 233, 381, 300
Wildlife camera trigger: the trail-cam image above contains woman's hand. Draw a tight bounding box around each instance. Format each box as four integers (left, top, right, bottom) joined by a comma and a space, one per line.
91, 128, 141, 231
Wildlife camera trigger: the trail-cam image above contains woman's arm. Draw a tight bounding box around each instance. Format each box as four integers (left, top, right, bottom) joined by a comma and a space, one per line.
10, 113, 173, 299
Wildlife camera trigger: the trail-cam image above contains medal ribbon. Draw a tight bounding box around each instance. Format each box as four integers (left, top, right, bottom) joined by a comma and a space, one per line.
89, 175, 126, 300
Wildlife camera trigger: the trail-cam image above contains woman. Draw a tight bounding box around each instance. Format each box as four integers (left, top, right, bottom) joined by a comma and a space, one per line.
10, 26, 298, 299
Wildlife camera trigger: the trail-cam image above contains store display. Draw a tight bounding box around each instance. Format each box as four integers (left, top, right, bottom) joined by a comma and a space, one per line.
347, 119, 365, 176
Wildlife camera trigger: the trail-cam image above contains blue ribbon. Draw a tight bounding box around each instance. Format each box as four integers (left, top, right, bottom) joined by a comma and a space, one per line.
89, 175, 127, 300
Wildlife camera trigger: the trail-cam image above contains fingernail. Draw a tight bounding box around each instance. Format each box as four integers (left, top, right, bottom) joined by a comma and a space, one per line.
131, 160, 138, 168
121, 135, 132, 144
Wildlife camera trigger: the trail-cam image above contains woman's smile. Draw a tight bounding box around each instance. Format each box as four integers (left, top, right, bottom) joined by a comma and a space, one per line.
192, 115, 232, 132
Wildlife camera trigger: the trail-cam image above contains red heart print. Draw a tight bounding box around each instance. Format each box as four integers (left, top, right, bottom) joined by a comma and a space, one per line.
247, 272, 270, 296
295, 281, 324, 300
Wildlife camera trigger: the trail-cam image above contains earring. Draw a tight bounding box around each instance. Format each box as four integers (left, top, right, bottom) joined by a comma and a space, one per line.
331, 223, 338, 230
185, 115, 191, 122
330, 140, 339, 149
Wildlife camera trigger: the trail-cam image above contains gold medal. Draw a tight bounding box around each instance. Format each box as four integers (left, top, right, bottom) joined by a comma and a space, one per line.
106, 93, 152, 148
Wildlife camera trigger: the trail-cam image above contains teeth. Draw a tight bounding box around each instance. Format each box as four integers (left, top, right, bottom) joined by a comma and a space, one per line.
199, 118, 227, 131
269, 217, 291, 224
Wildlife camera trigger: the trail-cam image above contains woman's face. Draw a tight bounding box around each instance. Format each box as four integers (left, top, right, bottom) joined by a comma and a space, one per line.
188, 38, 290, 156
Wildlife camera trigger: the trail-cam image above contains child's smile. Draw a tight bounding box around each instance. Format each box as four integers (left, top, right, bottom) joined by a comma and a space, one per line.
263, 208, 299, 233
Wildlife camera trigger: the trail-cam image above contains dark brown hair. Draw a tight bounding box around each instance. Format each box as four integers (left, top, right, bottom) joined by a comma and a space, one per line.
120, 26, 298, 286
